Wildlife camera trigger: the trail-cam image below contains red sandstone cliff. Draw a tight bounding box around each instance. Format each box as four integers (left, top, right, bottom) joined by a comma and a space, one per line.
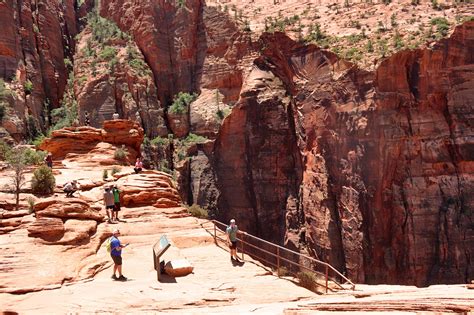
0, 0, 472, 287
209, 22, 474, 286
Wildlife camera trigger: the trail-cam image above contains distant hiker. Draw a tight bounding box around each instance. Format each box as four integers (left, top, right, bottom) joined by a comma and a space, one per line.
64, 180, 79, 197
44, 152, 53, 168
112, 112, 119, 120
112, 184, 121, 222
226, 219, 239, 261
84, 111, 90, 126
110, 229, 128, 281
104, 186, 115, 223
134, 158, 143, 174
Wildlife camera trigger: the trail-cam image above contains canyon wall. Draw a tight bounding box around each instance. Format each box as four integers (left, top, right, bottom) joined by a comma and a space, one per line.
0, 0, 472, 287
209, 23, 474, 286
0, 0, 83, 138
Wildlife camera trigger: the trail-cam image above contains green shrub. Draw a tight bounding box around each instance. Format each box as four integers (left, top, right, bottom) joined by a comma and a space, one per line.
297, 271, 317, 291
22, 149, 47, 165
24, 80, 33, 94
216, 108, 231, 120
114, 145, 128, 163
150, 136, 170, 147
111, 166, 121, 176
0, 140, 11, 160
27, 196, 35, 214
50, 101, 78, 131
31, 165, 56, 195
431, 17, 450, 37
169, 92, 197, 114
277, 266, 288, 277
99, 46, 118, 61
184, 133, 207, 144
32, 134, 47, 148
186, 204, 208, 218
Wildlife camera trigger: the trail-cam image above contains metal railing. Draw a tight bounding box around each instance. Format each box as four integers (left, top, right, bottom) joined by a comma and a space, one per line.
211, 220, 355, 293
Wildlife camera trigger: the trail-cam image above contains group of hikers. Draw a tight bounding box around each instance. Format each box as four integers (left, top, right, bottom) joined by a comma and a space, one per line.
107, 219, 241, 282
82, 110, 141, 127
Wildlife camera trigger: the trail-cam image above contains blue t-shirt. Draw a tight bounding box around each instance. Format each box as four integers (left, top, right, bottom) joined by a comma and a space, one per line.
110, 236, 121, 256
226, 225, 238, 242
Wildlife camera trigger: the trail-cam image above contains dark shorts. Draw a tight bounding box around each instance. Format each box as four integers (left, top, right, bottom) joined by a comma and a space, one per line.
111, 254, 122, 265
106, 205, 114, 209
229, 240, 237, 250
114, 203, 121, 212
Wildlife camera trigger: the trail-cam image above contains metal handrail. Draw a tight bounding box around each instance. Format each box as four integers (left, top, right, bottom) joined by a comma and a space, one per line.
211, 219, 355, 292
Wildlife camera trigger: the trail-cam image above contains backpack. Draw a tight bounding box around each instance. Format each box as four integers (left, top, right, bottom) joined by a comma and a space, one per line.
105, 237, 112, 253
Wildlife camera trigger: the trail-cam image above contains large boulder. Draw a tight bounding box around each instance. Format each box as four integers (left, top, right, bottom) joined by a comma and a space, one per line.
39, 120, 144, 161
164, 259, 194, 277
114, 170, 181, 208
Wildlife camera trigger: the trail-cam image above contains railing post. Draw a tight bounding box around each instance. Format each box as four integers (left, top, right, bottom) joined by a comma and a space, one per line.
213, 222, 216, 244
277, 247, 280, 273
240, 233, 244, 260
241, 233, 244, 260
325, 265, 329, 293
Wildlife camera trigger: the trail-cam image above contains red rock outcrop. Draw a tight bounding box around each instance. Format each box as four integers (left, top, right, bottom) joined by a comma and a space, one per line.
114, 170, 181, 208
38, 120, 144, 161
0, 0, 83, 137
99, 0, 205, 106
204, 22, 474, 286
73, 22, 168, 138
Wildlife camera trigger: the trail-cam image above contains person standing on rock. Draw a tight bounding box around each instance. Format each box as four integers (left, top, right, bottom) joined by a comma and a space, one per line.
110, 229, 128, 281
104, 186, 116, 223
226, 219, 239, 261
112, 112, 119, 120
44, 152, 53, 169
112, 184, 121, 222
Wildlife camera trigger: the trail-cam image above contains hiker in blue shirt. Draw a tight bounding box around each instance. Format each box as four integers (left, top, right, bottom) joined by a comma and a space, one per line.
110, 229, 128, 281
226, 219, 240, 261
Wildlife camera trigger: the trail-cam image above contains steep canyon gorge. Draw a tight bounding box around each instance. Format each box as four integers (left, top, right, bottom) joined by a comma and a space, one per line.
0, 0, 472, 286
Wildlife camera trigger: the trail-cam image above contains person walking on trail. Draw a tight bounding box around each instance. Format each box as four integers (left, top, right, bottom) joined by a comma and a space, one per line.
44, 152, 53, 169
112, 184, 121, 222
110, 229, 128, 281
226, 219, 239, 261
64, 180, 79, 197
134, 157, 143, 174
104, 186, 115, 223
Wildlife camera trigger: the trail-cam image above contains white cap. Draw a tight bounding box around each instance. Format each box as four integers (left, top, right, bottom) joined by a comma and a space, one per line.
113, 229, 120, 235
230, 219, 236, 224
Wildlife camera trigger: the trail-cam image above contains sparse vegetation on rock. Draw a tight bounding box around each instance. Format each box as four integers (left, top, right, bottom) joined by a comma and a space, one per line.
186, 204, 208, 218
169, 92, 197, 114
31, 165, 56, 195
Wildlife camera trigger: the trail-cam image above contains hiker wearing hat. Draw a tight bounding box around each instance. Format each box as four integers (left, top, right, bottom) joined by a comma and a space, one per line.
104, 185, 115, 223
112, 184, 121, 222
64, 180, 79, 197
226, 219, 239, 261
110, 229, 128, 281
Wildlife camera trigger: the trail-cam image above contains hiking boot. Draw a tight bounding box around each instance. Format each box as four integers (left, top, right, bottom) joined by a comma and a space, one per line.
111, 275, 118, 280
118, 275, 127, 281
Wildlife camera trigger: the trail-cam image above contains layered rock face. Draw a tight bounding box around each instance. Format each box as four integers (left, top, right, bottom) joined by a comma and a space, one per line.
99, 0, 205, 105
0, 0, 82, 136
39, 120, 143, 162
204, 23, 474, 286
